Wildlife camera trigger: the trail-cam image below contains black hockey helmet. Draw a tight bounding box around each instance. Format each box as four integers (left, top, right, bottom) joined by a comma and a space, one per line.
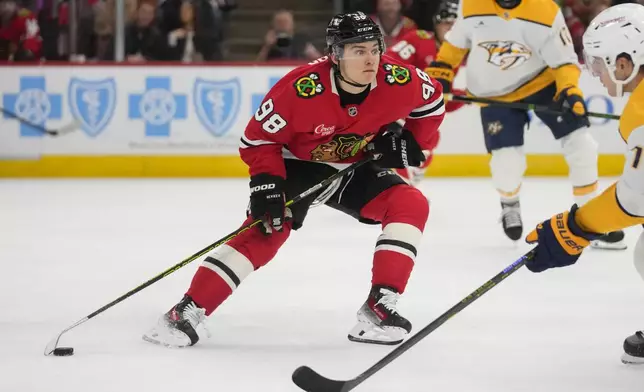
495, 0, 521, 9
433, 0, 459, 25
326, 11, 385, 59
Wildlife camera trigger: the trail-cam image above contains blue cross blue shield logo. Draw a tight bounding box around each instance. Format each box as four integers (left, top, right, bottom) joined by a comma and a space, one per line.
194, 77, 241, 137
128, 77, 187, 137
68, 78, 117, 137
3, 76, 62, 137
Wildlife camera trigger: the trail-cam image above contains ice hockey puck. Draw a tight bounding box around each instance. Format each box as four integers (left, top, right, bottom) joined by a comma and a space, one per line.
53, 347, 74, 356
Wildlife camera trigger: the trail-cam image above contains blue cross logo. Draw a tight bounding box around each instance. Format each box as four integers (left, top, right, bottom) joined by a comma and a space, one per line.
128, 77, 187, 136
3, 76, 62, 137
251, 76, 282, 116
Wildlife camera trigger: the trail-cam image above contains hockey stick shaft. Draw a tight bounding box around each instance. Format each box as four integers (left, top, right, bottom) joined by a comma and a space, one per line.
450, 95, 620, 120
1, 107, 80, 136
292, 249, 535, 392
44, 157, 373, 355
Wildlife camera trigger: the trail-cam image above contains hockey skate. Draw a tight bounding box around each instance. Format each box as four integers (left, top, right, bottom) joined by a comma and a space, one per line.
500, 200, 523, 241
622, 330, 644, 364
142, 295, 210, 348
590, 230, 627, 250
348, 285, 412, 345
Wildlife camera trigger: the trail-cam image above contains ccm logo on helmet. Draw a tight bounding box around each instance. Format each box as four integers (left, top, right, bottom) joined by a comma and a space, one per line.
357, 27, 374, 32
251, 184, 276, 193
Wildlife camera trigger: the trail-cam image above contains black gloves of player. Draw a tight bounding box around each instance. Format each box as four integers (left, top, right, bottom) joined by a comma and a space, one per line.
367, 127, 426, 169
556, 87, 590, 128
249, 174, 288, 235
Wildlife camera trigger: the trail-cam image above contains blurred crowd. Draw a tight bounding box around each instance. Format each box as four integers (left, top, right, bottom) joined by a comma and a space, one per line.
0, 0, 642, 63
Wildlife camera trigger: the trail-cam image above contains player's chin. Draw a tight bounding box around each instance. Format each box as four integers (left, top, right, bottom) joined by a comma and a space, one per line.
359, 70, 377, 84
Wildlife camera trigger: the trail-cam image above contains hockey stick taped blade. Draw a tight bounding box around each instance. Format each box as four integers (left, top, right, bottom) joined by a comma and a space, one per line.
53, 347, 74, 356
292, 366, 348, 392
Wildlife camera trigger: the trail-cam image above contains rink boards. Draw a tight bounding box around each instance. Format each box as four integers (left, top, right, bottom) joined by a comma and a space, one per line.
0, 64, 627, 177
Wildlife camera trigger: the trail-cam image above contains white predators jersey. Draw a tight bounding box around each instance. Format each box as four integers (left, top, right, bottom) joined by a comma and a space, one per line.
446, 0, 579, 98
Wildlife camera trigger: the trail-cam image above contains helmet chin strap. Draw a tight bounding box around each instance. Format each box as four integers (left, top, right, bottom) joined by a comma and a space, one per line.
335, 70, 370, 89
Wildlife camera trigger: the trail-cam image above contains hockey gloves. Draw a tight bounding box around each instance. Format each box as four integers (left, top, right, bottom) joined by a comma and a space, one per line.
426, 61, 454, 95
249, 174, 288, 235
556, 87, 590, 128
367, 127, 426, 169
525, 204, 601, 273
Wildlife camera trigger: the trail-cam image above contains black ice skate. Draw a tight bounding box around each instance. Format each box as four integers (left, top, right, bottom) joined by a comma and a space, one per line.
500, 200, 523, 241
348, 285, 412, 345
590, 230, 627, 250
142, 295, 209, 348
622, 330, 644, 364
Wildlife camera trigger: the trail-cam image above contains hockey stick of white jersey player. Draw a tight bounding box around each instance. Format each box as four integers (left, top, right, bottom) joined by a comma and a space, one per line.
1, 106, 81, 136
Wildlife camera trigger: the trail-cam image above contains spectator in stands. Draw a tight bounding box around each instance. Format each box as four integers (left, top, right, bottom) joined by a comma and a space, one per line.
256, 9, 321, 62
370, 0, 416, 47
0, 0, 42, 61
93, 0, 137, 60
125, 0, 165, 62
563, 0, 611, 62
160, 0, 222, 61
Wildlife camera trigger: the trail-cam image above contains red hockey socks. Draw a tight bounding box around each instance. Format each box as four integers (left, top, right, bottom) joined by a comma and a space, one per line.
360, 185, 429, 293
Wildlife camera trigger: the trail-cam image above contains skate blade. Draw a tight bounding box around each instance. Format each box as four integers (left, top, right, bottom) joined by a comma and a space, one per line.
621, 353, 644, 365
590, 240, 627, 250
142, 319, 193, 348
347, 323, 406, 346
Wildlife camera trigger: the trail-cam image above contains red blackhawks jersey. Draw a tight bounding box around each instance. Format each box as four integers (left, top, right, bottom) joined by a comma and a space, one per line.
0, 8, 42, 60
239, 55, 445, 179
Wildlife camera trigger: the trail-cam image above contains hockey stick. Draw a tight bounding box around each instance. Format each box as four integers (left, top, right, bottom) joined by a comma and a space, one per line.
44, 157, 374, 356
292, 249, 535, 392
449, 95, 620, 121
1, 107, 81, 136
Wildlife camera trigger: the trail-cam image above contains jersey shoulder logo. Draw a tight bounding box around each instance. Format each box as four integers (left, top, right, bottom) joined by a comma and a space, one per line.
415, 30, 433, 40
293, 73, 325, 99
383, 63, 412, 86
478, 41, 532, 70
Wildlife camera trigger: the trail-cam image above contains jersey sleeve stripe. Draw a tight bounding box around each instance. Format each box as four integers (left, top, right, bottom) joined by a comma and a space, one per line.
408, 99, 445, 118
239, 135, 278, 149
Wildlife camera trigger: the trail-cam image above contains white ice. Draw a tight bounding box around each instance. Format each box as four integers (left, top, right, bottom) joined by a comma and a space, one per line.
1, 177, 643, 392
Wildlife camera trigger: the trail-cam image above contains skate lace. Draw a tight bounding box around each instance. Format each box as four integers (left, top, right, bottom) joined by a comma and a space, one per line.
500, 205, 522, 227
182, 302, 211, 337
376, 289, 400, 313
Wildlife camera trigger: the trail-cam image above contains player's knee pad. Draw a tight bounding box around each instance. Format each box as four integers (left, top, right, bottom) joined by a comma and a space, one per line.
634, 230, 644, 281
361, 185, 429, 231
226, 217, 292, 269
489, 146, 526, 197
561, 129, 598, 187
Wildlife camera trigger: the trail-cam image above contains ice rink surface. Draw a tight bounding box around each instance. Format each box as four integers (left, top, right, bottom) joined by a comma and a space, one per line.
1, 177, 643, 392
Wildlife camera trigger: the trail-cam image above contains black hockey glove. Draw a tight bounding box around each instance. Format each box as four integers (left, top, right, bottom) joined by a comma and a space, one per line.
249, 173, 287, 235
555, 87, 590, 128
367, 128, 426, 169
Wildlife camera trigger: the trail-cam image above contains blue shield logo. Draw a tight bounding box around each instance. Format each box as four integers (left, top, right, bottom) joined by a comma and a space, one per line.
69, 78, 117, 137
194, 78, 241, 137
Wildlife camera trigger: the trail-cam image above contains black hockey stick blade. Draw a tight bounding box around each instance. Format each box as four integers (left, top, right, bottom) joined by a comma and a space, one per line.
293, 366, 351, 392
292, 250, 534, 391
1, 107, 81, 136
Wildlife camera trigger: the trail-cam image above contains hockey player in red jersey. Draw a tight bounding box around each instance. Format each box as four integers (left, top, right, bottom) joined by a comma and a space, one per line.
143, 11, 445, 348
0, 0, 41, 61
386, 0, 465, 186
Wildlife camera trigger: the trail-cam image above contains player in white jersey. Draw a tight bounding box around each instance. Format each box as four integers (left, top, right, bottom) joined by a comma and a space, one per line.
525, 3, 644, 364
426, 0, 625, 249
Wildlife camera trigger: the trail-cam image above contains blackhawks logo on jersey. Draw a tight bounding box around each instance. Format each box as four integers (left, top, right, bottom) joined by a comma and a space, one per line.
294, 73, 325, 98
310, 133, 375, 162
383, 63, 411, 86
478, 41, 532, 70
416, 30, 433, 40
